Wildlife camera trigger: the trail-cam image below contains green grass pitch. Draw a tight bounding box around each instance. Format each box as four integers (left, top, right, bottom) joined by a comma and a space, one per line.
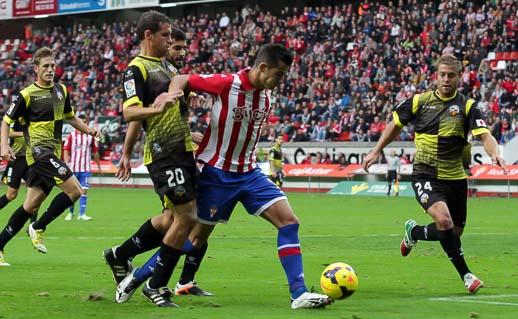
0, 186, 517, 319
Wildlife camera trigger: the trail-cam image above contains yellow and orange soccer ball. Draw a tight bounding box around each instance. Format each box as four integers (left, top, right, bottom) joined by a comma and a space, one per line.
320, 262, 359, 300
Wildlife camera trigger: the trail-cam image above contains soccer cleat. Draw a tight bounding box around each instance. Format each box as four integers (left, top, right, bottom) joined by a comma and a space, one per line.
64, 213, 73, 221
400, 219, 418, 257
290, 292, 334, 309
142, 281, 179, 307
103, 247, 133, 284
464, 273, 484, 294
77, 215, 92, 221
174, 281, 214, 296
28, 223, 47, 254
0, 250, 10, 266
116, 268, 144, 303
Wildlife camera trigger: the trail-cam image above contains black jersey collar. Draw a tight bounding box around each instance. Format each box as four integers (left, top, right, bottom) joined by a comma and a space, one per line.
34, 82, 54, 89
138, 54, 162, 62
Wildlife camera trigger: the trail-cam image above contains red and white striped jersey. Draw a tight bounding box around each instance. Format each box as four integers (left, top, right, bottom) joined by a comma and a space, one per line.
63, 130, 99, 172
189, 69, 271, 173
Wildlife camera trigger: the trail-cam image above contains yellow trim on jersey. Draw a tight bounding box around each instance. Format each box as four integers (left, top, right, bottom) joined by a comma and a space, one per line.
472, 127, 490, 136
392, 111, 403, 128
412, 94, 420, 114
54, 176, 64, 185
64, 110, 75, 119
434, 90, 457, 102
3, 114, 14, 125
163, 194, 174, 210
129, 60, 148, 82
60, 84, 68, 99
465, 99, 475, 114
20, 90, 31, 108
123, 96, 143, 109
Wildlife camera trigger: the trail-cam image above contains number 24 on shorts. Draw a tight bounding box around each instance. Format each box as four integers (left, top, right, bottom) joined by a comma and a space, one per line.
415, 181, 432, 195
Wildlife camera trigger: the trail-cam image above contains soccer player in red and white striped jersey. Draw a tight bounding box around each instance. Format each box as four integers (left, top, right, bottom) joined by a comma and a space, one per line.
63, 114, 101, 221
168, 44, 333, 309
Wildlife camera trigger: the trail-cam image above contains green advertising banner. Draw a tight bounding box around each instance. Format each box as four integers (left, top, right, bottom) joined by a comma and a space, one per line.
328, 181, 415, 197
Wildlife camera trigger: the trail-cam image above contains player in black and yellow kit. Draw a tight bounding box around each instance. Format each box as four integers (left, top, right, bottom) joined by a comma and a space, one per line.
0, 47, 99, 266
269, 136, 284, 187
363, 54, 506, 294
101, 11, 199, 307
0, 119, 30, 216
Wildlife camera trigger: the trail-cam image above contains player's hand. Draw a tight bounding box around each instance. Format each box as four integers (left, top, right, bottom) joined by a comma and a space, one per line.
89, 128, 100, 140
492, 154, 508, 174
116, 155, 131, 182
362, 150, 380, 173
191, 132, 204, 144
1, 145, 15, 161
187, 94, 205, 109
153, 92, 176, 114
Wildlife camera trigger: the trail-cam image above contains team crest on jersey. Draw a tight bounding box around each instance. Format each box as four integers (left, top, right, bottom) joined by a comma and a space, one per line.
126, 69, 133, 76
420, 193, 429, 204
173, 186, 186, 198
449, 105, 460, 116
57, 91, 63, 101
12, 95, 18, 102
124, 79, 136, 97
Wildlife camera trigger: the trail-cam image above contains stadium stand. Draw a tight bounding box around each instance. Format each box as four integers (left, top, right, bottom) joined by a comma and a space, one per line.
0, 0, 516, 160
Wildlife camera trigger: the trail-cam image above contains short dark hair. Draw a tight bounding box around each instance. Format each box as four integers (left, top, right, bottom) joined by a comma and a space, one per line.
171, 27, 187, 41
254, 44, 293, 68
33, 47, 54, 65
137, 10, 170, 41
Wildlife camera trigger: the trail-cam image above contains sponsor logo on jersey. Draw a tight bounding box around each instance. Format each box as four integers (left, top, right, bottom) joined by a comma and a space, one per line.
57, 91, 63, 101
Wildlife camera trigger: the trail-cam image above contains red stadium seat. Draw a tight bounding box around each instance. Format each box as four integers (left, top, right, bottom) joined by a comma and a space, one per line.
489, 60, 498, 69
334, 132, 350, 141
502, 52, 512, 61
511, 51, 518, 61
495, 52, 504, 61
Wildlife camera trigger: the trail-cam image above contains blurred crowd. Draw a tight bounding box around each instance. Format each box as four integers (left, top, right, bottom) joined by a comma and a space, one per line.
0, 0, 516, 161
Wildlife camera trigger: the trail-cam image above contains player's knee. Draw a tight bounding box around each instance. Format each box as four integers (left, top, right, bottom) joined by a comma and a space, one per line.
435, 216, 454, 230
6, 189, 18, 201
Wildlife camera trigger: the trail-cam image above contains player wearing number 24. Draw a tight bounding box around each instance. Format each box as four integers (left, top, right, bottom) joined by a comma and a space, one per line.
363, 54, 506, 294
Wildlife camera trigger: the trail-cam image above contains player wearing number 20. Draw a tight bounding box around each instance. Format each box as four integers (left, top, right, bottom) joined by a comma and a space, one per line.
363, 54, 506, 294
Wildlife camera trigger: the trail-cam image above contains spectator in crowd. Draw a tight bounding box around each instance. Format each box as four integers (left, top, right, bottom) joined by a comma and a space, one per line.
0, 0, 516, 158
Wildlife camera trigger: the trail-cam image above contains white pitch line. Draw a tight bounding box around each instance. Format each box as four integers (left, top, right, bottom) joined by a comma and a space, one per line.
430, 295, 518, 307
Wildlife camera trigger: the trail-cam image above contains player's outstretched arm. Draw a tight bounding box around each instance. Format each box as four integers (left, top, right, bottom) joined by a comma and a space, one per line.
67, 115, 100, 139
168, 74, 190, 99
116, 121, 142, 182
479, 132, 507, 174
362, 121, 402, 173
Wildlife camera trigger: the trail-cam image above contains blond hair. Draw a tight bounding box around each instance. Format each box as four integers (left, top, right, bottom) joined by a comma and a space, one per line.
435, 54, 462, 73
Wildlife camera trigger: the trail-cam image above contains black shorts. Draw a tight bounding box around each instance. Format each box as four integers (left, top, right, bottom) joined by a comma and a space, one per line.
26, 154, 74, 195
411, 176, 467, 227
387, 170, 398, 183
2, 157, 29, 189
146, 152, 198, 208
